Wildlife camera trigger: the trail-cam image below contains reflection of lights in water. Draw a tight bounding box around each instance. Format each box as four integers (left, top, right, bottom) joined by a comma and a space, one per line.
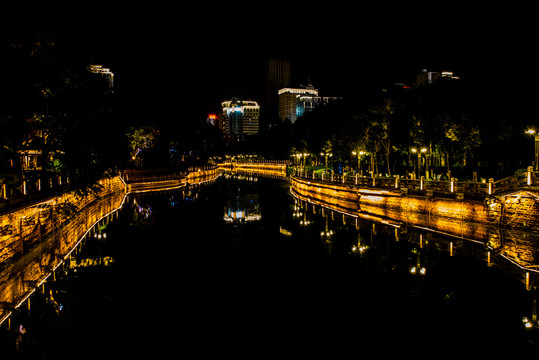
70, 256, 115, 269
223, 209, 261, 222
224, 192, 261, 223
133, 198, 152, 219
279, 227, 292, 236
169, 195, 179, 207
523, 317, 534, 329
351, 245, 368, 253
410, 266, 427, 275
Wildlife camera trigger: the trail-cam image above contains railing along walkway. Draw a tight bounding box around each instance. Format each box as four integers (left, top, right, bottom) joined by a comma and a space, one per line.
294, 167, 539, 199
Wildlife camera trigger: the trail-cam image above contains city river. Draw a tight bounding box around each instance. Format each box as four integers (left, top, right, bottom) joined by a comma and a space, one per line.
1, 174, 538, 357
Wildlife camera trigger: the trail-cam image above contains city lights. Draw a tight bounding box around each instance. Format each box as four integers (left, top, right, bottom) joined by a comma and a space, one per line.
526, 128, 539, 171
3, 16, 539, 350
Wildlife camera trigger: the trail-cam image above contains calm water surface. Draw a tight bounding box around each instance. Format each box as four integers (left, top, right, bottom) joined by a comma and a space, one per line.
2, 175, 539, 357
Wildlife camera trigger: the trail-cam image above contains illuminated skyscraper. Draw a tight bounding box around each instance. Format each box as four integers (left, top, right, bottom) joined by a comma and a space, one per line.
265, 58, 290, 124
415, 69, 460, 87
278, 84, 319, 123
89, 64, 114, 89
221, 98, 260, 141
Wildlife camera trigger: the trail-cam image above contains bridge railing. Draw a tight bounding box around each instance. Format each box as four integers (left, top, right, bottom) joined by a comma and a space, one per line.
294, 167, 539, 198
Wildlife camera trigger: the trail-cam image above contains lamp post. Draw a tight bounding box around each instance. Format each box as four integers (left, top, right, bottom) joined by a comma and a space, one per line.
411, 148, 418, 179
352, 150, 365, 176
320, 152, 333, 174
421, 148, 428, 179
412, 147, 427, 179
526, 129, 539, 171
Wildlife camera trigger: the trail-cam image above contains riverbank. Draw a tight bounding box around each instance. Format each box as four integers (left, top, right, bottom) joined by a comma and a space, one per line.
0, 167, 222, 327
290, 175, 539, 232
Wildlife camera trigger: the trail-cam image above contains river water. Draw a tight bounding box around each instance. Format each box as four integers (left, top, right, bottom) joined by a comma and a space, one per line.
1, 175, 538, 357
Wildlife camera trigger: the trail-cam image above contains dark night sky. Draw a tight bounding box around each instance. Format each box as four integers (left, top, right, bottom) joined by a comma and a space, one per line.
3, 6, 538, 125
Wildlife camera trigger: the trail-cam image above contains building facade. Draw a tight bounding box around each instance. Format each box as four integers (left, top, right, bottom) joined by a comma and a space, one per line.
221, 98, 260, 141
416, 69, 460, 87
89, 64, 114, 89
278, 85, 319, 123
265, 59, 291, 125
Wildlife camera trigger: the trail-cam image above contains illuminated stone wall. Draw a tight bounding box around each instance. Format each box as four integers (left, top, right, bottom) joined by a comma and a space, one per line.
291, 176, 359, 213
185, 167, 219, 184
0, 176, 126, 321
291, 176, 539, 230
219, 162, 287, 178
0, 177, 126, 266
499, 192, 539, 229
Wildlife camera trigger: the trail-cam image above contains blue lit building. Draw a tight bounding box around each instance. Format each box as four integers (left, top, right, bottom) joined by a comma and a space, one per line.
221, 98, 260, 142
278, 84, 319, 123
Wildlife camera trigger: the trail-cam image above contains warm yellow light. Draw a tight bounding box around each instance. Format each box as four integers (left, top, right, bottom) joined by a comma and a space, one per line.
421, 148, 427, 153
526, 129, 536, 135
411, 148, 417, 153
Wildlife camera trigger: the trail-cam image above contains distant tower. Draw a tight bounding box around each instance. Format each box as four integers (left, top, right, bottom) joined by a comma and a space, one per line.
265, 58, 290, 126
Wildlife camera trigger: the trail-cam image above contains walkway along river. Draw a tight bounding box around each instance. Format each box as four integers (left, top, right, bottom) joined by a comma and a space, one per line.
1, 164, 539, 356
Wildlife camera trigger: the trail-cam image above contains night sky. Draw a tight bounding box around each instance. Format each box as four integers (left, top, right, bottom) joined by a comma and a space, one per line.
3, 6, 537, 125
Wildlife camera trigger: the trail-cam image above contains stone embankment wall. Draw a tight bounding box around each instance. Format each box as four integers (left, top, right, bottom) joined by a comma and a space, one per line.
219, 162, 287, 178
0, 177, 126, 320
291, 176, 539, 232
0, 177, 126, 267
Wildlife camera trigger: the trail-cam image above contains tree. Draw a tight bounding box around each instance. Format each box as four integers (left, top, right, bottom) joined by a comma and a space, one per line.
438, 112, 481, 175
321, 139, 333, 173
126, 126, 159, 166
0, 21, 122, 194
362, 97, 395, 176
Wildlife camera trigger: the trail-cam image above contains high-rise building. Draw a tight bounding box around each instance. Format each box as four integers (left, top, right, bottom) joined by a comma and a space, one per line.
265, 59, 290, 124
207, 114, 222, 129
278, 84, 319, 123
222, 98, 260, 141
415, 69, 460, 87
89, 64, 114, 89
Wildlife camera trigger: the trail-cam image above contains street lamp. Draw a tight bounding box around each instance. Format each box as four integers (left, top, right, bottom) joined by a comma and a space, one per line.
526, 129, 539, 171
352, 150, 365, 176
421, 148, 428, 179
411, 147, 427, 179
320, 152, 333, 174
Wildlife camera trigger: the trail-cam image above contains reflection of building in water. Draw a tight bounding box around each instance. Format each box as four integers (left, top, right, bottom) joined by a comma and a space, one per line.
224, 192, 261, 223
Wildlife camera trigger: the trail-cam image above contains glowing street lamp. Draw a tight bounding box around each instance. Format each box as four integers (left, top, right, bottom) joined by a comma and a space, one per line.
411, 147, 428, 179
352, 150, 366, 176
320, 152, 333, 174
420, 148, 428, 179
526, 129, 539, 171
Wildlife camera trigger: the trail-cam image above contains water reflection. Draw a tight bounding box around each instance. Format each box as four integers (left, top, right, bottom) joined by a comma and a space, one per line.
224, 189, 261, 223
0, 184, 125, 326
3, 174, 539, 353
290, 188, 539, 343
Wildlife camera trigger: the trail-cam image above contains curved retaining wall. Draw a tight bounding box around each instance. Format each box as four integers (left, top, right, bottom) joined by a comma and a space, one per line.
290, 176, 495, 240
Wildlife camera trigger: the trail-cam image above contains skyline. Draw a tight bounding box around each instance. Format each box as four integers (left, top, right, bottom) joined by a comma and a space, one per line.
2, 8, 537, 124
